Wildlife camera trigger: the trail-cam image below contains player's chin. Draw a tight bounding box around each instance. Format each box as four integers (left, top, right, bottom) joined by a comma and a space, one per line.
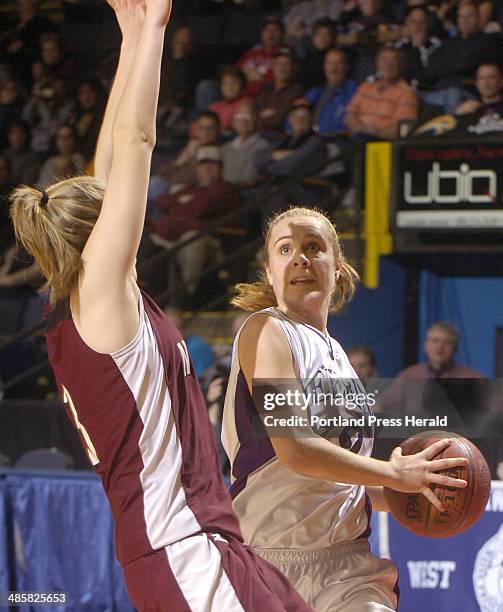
289, 290, 327, 309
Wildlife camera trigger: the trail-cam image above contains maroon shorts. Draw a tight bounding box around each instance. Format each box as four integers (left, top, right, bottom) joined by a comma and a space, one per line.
122, 532, 312, 611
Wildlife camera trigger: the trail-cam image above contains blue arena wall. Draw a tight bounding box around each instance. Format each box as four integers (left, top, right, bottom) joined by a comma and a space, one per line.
419, 273, 503, 378
329, 257, 407, 377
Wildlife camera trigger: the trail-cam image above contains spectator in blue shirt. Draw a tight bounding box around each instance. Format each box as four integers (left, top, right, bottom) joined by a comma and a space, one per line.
164, 307, 215, 377
305, 48, 357, 136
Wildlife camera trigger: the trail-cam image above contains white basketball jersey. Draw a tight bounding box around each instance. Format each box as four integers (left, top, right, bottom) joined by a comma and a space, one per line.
222, 307, 374, 549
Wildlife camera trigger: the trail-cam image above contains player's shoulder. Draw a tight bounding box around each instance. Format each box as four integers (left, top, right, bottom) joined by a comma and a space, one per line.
238, 310, 294, 360
238, 311, 295, 378
239, 310, 284, 344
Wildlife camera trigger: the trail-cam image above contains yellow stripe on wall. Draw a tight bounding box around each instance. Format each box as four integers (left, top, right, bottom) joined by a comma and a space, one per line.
363, 141, 393, 289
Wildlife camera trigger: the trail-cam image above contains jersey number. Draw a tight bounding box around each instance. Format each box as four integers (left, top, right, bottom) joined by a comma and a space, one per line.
62, 386, 100, 466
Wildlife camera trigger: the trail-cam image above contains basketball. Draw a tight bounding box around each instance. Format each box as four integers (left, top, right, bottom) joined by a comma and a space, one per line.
383, 431, 491, 538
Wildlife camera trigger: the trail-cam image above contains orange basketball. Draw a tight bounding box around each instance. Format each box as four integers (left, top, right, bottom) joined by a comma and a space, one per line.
383, 431, 491, 537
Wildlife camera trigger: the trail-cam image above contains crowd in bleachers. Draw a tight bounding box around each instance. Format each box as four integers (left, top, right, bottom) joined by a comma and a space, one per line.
1, 0, 503, 394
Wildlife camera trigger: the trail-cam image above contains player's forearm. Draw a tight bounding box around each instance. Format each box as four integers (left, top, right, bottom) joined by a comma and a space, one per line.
277, 435, 397, 488
94, 41, 138, 181
112, 18, 166, 149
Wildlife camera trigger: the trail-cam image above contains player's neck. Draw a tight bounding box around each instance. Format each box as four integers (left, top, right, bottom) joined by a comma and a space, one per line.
278, 304, 328, 335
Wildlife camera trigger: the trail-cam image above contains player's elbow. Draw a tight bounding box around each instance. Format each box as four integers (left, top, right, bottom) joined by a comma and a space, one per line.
272, 438, 315, 475
112, 124, 156, 151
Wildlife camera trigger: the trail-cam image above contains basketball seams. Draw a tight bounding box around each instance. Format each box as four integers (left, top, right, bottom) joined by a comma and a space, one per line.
385, 431, 490, 538
447, 437, 474, 536
423, 441, 444, 537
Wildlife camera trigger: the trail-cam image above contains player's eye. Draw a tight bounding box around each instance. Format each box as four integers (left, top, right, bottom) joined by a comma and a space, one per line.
305, 242, 320, 253
279, 245, 291, 255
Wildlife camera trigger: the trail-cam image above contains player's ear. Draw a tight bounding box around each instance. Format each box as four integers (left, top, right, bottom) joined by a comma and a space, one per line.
265, 263, 273, 286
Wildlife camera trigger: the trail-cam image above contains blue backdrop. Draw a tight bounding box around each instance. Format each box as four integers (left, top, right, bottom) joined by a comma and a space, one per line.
419, 272, 503, 378
376, 481, 503, 612
1, 471, 133, 612
0, 480, 9, 601
330, 257, 407, 377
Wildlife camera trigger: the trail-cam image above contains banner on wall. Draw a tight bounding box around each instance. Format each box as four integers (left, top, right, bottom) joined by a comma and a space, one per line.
378, 481, 503, 612
391, 139, 503, 246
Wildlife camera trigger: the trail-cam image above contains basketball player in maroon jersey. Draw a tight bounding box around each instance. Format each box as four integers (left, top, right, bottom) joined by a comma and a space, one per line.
9, 1, 313, 610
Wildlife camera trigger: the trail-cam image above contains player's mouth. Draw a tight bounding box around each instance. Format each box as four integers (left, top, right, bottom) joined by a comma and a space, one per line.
290, 278, 315, 286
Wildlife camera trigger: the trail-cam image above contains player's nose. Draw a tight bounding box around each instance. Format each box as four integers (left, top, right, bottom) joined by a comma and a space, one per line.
293, 253, 310, 266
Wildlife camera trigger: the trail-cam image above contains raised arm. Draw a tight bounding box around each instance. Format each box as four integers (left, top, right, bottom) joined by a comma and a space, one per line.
94, 0, 147, 181
76, 0, 172, 352
239, 315, 468, 511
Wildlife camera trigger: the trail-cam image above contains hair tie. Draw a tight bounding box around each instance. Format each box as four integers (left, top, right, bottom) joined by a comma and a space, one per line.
40, 191, 49, 207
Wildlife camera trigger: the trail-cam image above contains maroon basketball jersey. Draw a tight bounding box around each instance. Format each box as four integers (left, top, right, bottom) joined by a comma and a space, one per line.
45, 291, 242, 565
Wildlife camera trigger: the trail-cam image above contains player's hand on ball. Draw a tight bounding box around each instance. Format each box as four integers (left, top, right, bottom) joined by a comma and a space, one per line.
388, 438, 468, 511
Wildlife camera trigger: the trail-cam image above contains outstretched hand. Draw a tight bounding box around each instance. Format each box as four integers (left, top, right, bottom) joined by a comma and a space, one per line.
388, 438, 468, 511
106, 0, 146, 39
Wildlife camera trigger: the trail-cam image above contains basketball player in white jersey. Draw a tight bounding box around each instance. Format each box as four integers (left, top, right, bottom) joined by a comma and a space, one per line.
222, 206, 469, 611
8, 2, 313, 610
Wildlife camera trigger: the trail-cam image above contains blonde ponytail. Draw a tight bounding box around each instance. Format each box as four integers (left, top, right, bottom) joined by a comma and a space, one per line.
10, 175, 105, 302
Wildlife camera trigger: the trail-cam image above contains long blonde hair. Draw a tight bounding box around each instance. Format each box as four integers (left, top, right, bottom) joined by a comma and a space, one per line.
232, 207, 359, 313
10, 175, 105, 302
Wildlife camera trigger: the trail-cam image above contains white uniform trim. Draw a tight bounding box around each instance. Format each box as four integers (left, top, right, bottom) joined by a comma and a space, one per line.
112, 297, 201, 549
165, 534, 245, 612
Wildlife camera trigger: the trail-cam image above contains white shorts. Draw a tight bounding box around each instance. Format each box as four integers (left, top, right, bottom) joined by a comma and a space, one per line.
253, 539, 399, 612
123, 532, 312, 611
